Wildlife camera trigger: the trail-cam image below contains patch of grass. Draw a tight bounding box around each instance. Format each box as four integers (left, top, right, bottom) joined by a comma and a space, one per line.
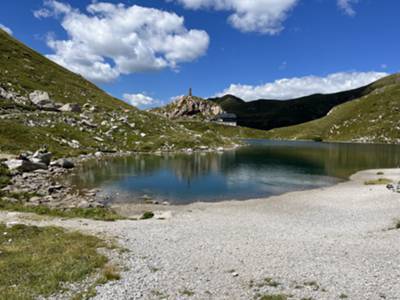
395, 220, 400, 229
0, 223, 108, 299
0, 163, 11, 189
180, 289, 195, 297
96, 263, 121, 284
339, 293, 348, 299
263, 277, 280, 287
141, 211, 154, 220
257, 294, 287, 300
0, 197, 124, 221
150, 266, 161, 273
304, 281, 320, 290
364, 178, 393, 185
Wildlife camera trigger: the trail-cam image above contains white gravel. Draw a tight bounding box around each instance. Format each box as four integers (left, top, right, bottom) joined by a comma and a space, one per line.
2, 169, 400, 300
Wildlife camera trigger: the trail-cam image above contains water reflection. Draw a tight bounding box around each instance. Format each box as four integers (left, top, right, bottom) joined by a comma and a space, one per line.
65, 140, 400, 204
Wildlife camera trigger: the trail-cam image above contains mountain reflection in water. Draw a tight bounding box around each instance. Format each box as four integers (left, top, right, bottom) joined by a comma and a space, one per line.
65, 140, 400, 204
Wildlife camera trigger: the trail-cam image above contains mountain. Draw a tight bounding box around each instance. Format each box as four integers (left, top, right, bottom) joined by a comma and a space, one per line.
209, 82, 387, 131
151, 95, 224, 120
0, 29, 266, 157
265, 74, 400, 143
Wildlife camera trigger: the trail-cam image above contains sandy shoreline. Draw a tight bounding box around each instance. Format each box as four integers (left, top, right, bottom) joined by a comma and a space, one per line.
1, 168, 400, 299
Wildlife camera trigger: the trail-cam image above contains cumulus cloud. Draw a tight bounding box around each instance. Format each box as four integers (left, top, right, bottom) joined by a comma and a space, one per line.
170, 0, 298, 34
217, 72, 387, 101
34, 1, 210, 83
0, 24, 12, 35
337, 0, 359, 16
123, 93, 159, 108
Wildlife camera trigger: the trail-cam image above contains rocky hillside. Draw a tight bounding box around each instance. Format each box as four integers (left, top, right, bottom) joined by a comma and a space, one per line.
265, 73, 400, 143
152, 95, 224, 120
0, 29, 267, 157
209, 81, 389, 131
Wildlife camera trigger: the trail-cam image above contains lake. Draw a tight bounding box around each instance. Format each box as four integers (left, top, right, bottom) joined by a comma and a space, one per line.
65, 140, 400, 204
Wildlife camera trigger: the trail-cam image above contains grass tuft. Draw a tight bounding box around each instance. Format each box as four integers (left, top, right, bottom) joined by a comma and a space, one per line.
257, 294, 287, 300
364, 178, 393, 185
141, 211, 154, 220
96, 263, 121, 284
180, 289, 195, 297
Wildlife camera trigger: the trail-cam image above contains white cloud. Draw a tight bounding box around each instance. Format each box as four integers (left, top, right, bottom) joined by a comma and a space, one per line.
170, 0, 299, 34
216, 72, 388, 101
34, 1, 210, 83
123, 93, 159, 108
337, 0, 359, 16
0, 24, 12, 35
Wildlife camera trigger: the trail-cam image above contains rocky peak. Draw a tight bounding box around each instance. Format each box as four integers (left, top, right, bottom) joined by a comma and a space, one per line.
152, 95, 224, 120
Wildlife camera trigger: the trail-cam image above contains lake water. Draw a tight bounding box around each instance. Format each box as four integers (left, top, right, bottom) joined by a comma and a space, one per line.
66, 140, 400, 204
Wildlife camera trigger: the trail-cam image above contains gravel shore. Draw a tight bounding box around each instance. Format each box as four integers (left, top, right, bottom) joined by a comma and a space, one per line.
2, 169, 400, 300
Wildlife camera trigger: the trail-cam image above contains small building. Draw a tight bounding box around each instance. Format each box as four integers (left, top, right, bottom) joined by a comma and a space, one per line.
212, 113, 237, 126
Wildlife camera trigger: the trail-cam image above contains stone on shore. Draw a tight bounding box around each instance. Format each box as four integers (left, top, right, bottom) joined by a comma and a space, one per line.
5, 159, 48, 172
32, 150, 52, 166
50, 158, 75, 169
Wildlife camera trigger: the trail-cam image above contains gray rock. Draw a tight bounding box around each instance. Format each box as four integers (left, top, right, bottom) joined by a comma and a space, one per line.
0, 86, 16, 100
29, 90, 58, 111
51, 158, 75, 169
32, 150, 53, 166
68, 140, 80, 149
60, 103, 82, 113
5, 159, 48, 172
80, 119, 97, 128
77, 200, 90, 209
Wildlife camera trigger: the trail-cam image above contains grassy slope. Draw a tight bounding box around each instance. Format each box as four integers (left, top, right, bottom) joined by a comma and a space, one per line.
210, 81, 386, 131
0, 223, 110, 300
0, 29, 265, 157
265, 74, 400, 143
179, 120, 269, 140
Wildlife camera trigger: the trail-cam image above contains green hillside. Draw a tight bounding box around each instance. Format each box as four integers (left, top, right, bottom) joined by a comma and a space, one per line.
265, 74, 400, 143
210, 81, 386, 131
0, 29, 265, 157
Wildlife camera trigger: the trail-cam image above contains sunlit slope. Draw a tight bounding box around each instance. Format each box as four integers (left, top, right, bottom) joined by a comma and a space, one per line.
266, 74, 400, 143
0, 29, 256, 156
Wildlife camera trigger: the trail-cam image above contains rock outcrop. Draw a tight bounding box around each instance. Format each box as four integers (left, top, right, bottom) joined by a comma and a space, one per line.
152, 95, 224, 120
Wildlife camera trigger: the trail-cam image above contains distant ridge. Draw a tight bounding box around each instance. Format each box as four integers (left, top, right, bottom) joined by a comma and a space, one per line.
209, 81, 388, 131
265, 73, 400, 144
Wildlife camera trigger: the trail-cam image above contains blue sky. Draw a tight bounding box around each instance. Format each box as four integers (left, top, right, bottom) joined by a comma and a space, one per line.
0, 0, 399, 108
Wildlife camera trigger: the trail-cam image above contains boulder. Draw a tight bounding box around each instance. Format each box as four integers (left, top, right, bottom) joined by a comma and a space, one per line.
60, 103, 81, 113
29, 90, 58, 111
5, 159, 48, 173
32, 150, 52, 166
50, 158, 75, 169
0, 87, 16, 100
